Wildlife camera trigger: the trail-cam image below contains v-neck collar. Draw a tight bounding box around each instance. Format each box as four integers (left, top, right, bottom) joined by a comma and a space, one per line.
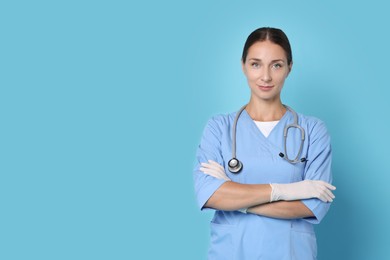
241, 108, 292, 144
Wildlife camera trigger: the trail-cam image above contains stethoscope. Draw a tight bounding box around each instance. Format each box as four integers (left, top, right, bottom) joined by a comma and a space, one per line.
228, 104, 307, 174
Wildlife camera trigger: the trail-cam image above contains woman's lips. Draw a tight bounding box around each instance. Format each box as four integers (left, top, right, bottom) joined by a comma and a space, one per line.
258, 85, 274, 91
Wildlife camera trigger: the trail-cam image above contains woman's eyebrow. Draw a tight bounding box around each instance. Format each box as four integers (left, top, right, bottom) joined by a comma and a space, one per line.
248, 58, 285, 63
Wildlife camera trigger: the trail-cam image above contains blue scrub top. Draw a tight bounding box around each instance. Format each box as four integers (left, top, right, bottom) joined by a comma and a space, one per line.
193, 109, 333, 260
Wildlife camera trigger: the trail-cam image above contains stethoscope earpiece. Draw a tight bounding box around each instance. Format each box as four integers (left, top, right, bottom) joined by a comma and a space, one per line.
228, 158, 243, 174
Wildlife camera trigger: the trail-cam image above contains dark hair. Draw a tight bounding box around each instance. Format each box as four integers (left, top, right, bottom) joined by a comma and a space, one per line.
241, 27, 292, 65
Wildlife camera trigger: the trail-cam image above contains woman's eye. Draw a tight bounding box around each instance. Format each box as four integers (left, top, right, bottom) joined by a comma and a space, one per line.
251, 63, 259, 68
273, 63, 282, 69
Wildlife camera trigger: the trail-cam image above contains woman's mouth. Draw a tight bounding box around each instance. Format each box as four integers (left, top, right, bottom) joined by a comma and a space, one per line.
258, 85, 274, 91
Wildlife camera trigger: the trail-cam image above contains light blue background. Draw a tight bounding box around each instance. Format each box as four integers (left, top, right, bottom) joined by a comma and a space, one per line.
1, 1, 389, 259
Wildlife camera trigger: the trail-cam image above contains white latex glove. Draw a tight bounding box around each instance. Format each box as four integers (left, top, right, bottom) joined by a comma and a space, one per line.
199, 160, 231, 181
270, 180, 336, 203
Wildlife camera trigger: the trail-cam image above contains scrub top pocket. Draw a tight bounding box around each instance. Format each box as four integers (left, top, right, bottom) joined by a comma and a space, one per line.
208, 222, 236, 260
289, 160, 306, 182
290, 229, 317, 260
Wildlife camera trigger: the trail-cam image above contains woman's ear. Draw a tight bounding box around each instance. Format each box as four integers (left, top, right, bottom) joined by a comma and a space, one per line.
287, 62, 293, 76
241, 60, 246, 75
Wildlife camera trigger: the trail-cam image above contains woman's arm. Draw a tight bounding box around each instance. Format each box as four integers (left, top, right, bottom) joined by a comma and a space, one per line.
205, 181, 322, 219
246, 201, 315, 219
201, 160, 335, 212
204, 181, 272, 211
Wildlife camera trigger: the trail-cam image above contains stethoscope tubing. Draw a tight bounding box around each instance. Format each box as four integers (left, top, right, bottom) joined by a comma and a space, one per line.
229, 104, 306, 173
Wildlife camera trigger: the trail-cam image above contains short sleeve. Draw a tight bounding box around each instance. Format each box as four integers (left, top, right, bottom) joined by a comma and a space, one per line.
301, 120, 333, 224
193, 116, 228, 211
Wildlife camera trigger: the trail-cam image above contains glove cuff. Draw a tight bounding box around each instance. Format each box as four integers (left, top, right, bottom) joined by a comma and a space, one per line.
269, 183, 281, 202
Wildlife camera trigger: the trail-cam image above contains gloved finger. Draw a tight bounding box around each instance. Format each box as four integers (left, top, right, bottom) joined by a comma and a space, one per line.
315, 180, 336, 190
200, 168, 221, 178
202, 166, 225, 176
200, 168, 230, 181
200, 167, 220, 175
200, 163, 220, 172
199, 166, 216, 174
316, 180, 336, 190
324, 183, 336, 190
317, 182, 336, 200
208, 160, 225, 171
314, 183, 335, 202
208, 160, 224, 171
201, 161, 222, 171
318, 193, 332, 203
201, 167, 226, 177
200, 162, 213, 168
324, 194, 333, 203
324, 188, 335, 199
201, 161, 230, 182
321, 196, 332, 203
319, 189, 334, 203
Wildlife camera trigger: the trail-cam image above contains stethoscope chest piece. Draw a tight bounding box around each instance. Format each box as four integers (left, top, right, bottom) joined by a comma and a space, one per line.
228, 158, 242, 174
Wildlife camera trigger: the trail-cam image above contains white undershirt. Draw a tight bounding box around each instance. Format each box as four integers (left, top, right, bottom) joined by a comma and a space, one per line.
253, 120, 279, 138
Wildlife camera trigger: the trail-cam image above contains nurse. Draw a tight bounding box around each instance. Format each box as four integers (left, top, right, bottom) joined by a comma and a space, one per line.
193, 27, 336, 260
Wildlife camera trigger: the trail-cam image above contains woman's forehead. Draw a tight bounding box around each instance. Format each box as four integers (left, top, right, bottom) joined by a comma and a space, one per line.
246, 41, 288, 61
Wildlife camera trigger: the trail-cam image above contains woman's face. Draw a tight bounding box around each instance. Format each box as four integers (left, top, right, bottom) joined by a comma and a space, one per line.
242, 40, 292, 103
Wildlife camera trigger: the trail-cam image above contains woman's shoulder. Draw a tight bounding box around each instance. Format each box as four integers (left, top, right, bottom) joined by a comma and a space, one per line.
208, 111, 236, 122
297, 112, 330, 138
298, 112, 325, 125
204, 111, 237, 130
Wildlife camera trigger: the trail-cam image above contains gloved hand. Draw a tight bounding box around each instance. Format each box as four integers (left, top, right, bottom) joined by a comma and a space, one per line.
199, 160, 231, 181
270, 180, 336, 203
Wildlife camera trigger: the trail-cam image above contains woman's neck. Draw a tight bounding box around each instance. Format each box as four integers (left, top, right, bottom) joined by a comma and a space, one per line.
245, 99, 286, 122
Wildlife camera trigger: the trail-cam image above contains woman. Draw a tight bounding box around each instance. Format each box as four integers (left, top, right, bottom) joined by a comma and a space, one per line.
193, 27, 336, 260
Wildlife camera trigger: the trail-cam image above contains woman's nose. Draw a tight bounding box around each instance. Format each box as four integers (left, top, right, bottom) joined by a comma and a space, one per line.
261, 68, 271, 82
